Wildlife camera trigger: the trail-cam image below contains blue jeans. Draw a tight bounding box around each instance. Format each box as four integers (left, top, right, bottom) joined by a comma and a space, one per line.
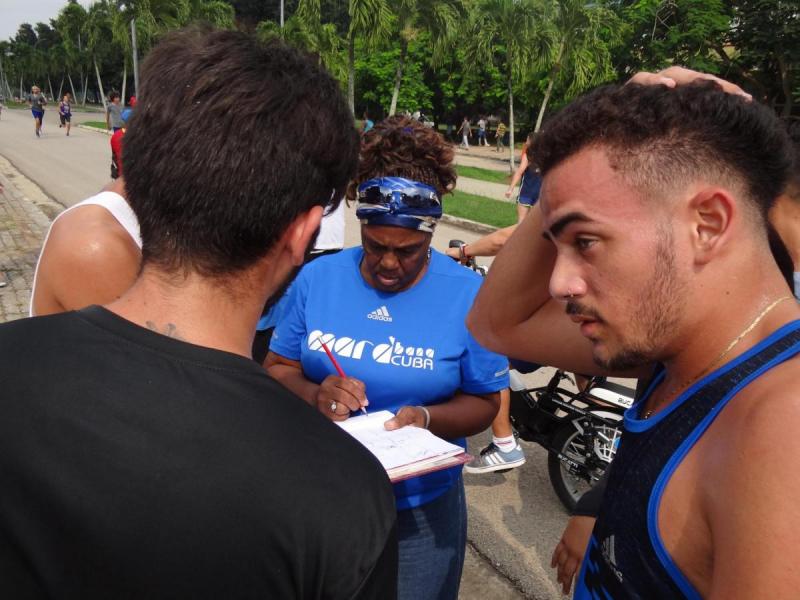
397, 478, 467, 600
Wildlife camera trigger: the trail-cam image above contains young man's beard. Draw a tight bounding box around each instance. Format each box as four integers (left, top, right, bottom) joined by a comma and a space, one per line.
261, 225, 321, 315
596, 225, 686, 372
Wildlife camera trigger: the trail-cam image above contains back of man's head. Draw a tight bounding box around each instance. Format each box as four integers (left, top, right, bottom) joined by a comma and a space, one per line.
532, 82, 793, 230
123, 27, 359, 277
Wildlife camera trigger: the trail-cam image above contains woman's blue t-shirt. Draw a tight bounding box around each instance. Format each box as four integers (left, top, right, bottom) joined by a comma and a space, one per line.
270, 247, 509, 510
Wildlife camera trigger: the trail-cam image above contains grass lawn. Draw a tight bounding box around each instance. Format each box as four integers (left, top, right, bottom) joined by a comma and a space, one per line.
444, 190, 516, 228
456, 164, 510, 185
83, 121, 108, 130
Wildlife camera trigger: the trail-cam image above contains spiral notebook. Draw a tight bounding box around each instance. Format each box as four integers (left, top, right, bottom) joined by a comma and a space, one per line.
337, 411, 471, 482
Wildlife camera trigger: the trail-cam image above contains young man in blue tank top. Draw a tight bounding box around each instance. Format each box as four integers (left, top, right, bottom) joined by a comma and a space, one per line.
469, 67, 800, 599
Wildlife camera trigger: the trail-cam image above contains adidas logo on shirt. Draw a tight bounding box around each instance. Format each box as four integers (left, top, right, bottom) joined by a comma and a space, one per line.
367, 306, 392, 322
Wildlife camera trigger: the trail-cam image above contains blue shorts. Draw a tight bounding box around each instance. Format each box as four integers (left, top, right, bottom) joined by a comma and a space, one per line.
31, 109, 44, 120
517, 171, 542, 207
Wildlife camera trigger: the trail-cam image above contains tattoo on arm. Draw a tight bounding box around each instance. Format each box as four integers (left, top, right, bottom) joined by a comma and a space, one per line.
145, 321, 185, 340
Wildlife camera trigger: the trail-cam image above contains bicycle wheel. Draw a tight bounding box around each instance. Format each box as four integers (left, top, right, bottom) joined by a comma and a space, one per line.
547, 410, 622, 512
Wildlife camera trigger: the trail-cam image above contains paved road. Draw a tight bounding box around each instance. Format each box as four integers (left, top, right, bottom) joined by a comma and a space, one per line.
0, 105, 572, 599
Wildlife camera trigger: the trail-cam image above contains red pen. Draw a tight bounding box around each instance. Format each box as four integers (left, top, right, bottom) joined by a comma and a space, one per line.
320, 340, 368, 415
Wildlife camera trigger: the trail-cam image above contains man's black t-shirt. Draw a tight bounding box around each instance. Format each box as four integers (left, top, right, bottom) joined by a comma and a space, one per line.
0, 306, 397, 598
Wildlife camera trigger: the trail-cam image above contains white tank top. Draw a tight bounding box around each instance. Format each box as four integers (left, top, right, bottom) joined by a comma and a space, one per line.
29, 191, 141, 316
314, 202, 345, 251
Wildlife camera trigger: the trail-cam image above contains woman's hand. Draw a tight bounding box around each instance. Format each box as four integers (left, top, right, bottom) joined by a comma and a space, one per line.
504, 187, 514, 199
384, 406, 428, 430
550, 515, 596, 595
315, 375, 367, 421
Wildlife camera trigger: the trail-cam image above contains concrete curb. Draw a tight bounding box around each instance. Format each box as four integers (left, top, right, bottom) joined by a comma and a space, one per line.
77, 124, 112, 136
441, 214, 498, 235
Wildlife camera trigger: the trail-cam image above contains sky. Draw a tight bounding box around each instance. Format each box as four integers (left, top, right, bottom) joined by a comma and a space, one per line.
1, 0, 93, 43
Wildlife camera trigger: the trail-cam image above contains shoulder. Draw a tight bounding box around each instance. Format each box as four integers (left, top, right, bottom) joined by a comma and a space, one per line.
705, 353, 800, 484
0, 311, 77, 348
301, 247, 359, 278
43, 203, 139, 275
428, 249, 482, 288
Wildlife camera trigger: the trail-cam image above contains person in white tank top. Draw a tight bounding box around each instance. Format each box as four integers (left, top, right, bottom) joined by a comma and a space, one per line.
29, 178, 142, 316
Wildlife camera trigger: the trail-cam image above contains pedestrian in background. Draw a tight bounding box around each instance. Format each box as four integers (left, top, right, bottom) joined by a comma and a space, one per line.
495, 120, 507, 152
106, 91, 123, 132
28, 85, 46, 137
457, 116, 471, 149
477, 116, 488, 146
58, 93, 72, 136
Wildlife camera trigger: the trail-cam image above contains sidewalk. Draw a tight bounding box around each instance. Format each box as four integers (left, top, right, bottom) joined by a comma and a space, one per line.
452, 144, 523, 201
452, 143, 522, 172
0, 156, 55, 322
456, 176, 509, 200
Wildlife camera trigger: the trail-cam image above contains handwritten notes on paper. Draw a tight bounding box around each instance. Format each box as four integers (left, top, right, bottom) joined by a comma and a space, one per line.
337, 410, 468, 481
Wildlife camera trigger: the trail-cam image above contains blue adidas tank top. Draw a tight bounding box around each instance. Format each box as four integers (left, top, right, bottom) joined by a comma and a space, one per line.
574, 319, 800, 599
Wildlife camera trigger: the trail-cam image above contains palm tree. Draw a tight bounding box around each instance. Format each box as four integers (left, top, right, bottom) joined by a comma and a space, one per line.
386, 0, 463, 116
55, 1, 90, 104
532, 0, 622, 132
464, 0, 539, 171
257, 14, 346, 83
347, 0, 394, 114
186, 0, 235, 27
292, 0, 392, 114
85, 0, 117, 110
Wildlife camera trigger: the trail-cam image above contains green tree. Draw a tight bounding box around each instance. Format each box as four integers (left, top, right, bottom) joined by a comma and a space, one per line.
614, 0, 730, 73
464, 0, 539, 171
55, 0, 90, 104
355, 35, 434, 115
85, 0, 117, 109
386, 0, 463, 116
295, 0, 393, 114
257, 0, 347, 84
532, 0, 623, 132
347, 0, 394, 114
724, 0, 799, 115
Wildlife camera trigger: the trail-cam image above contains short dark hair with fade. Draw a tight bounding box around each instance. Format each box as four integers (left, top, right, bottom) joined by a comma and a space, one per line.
123, 27, 359, 277
531, 82, 793, 224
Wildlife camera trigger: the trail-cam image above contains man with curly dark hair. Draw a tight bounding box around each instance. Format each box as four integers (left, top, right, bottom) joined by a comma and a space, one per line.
267, 116, 509, 600
469, 68, 800, 598
0, 27, 397, 598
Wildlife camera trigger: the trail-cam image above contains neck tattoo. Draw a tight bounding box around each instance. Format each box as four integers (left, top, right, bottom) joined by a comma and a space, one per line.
642, 294, 794, 419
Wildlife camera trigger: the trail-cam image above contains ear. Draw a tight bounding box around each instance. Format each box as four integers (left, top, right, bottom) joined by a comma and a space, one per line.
284, 205, 324, 266
687, 188, 736, 265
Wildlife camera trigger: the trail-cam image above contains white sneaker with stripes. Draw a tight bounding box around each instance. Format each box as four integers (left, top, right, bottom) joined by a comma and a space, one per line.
464, 441, 526, 474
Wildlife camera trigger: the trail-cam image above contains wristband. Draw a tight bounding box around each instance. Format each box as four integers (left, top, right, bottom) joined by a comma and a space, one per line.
419, 406, 431, 429
459, 243, 469, 261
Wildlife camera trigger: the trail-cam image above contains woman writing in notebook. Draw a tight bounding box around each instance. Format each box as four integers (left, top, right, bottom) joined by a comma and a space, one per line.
266, 116, 508, 600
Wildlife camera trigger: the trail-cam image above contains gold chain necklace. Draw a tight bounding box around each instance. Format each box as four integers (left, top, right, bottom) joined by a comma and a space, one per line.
642, 294, 794, 419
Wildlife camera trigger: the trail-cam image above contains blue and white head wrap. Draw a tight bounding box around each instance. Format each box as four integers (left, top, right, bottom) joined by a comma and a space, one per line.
355, 176, 442, 233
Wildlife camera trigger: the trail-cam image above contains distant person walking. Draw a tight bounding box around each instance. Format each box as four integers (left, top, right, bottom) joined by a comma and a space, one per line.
505, 132, 542, 222
28, 85, 46, 137
361, 110, 374, 135
110, 108, 132, 180
457, 116, 471, 150
477, 117, 488, 146
495, 120, 507, 152
58, 94, 72, 136
106, 91, 124, 132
